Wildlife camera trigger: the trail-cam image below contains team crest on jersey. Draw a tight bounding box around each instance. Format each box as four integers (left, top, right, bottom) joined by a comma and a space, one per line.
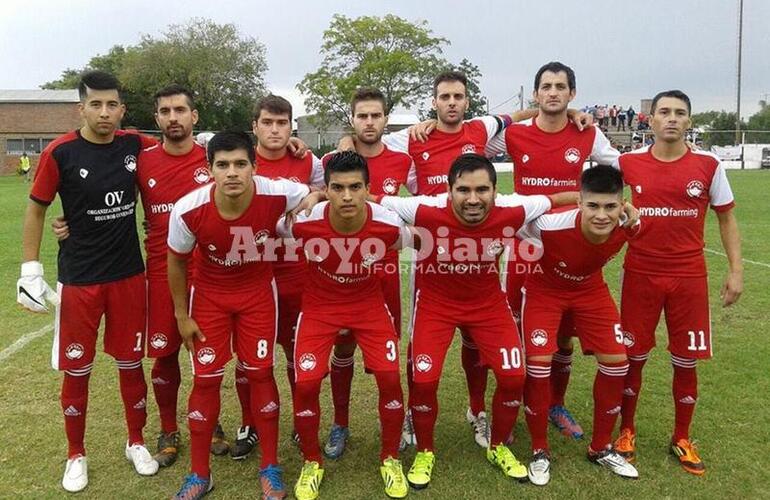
298, 353, 317, 371
530, 329, 548, 347
422, 152, 430, 161
361, 253, 379, 269
415, 354, 433, 373
124, 155, 137, 172
148, 178, 157, 188
197, 347, 216, 365
461, 144, 477, 154
522, 154, 530, 163
150, 333, 168, 350
486, 240, 504, 257
382, 177, 399, 194
65, 343, 85, 360
635, 185, 642, 194
686, 180, 705, 198
207, 244, 217, 251
623, 331, 635, 347
564, 148, 581, 164
558, 261, 567, 268
254, 229, 270, 246
193, 167, 210, 184
79, 168, 89, 179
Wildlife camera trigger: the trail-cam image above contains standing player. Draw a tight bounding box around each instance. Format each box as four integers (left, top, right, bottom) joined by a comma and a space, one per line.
320, 88, 415, 459
246, 94, 325, 452
17, 70, 158, 492
167, 131, 315, 499
614, 90, 743, 476
378, 154, 573, 488
486, 61, 619, 439
518, 166, 639, 485
283, 152, 408, 500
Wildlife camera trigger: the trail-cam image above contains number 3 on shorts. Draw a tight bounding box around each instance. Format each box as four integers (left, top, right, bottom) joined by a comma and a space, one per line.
385, 340, 397, 361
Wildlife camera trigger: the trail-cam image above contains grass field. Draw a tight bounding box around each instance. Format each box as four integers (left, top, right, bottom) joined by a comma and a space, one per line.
1, 171, 769, 499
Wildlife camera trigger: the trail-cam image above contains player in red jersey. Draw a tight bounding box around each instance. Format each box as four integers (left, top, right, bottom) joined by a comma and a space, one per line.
18, 71, 158, 492
486, 61, 620, 440
282, 152, 409, 500
167, 131, 317, 500
613, 90, 743, 476
378, 154, 574, 488
320, 88, 416, 460
210, 94, 326, 458
518, 166, 639, 485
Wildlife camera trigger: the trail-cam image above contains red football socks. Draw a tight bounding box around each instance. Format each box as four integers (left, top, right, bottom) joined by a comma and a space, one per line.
671, 355, 698, 442
591, 361, 629, 451
246, 368, 280, 467
409, 379, 440, 452
187, 374, 223, 479
550, 348, 573, 407
117, 360, 148, 446
490, 374, 524, 446
151, 352, 181, 434
461, 336, 488, 416
330, 353, 355, 427
620, 354, 648, 433
293, 378, 323, 464
61, 368, 91, 458
524, 360, 551, 451
234, 362, 253, 427
373, 370, 405, 460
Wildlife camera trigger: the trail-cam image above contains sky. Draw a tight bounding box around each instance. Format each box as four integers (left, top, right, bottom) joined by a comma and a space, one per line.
2, 0, 768, 120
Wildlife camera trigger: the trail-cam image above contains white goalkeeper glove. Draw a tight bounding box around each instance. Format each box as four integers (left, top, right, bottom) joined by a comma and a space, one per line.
17, 261, 60, 313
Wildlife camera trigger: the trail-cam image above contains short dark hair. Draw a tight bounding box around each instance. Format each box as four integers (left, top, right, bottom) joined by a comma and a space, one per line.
350, 87, 387, 115
78, 70, 121, 101
324, 150, 369, 185
581, 165, 624, 195
534, 61, 576, 91
153, 84, 195, 111
650, 89, 691, 116
206, 131, 255, 165
433, 71, 467, 97
448, 153, 497, 188
254, 94, 292, 122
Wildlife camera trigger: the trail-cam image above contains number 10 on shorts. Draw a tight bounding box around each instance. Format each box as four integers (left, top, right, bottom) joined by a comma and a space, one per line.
499, 347, 522, 370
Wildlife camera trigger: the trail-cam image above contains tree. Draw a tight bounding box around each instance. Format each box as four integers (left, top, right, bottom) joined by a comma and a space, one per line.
40, 19, 267, 131
746, 103, 770, 143
298, 14, 450, 130
42, 45, 128, 90
691, 110, 745, 146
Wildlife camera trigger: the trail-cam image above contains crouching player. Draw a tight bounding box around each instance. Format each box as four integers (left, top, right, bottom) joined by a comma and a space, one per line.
167, 131, 317, 499
518, 165, 639, 484
280, 151, 409, 500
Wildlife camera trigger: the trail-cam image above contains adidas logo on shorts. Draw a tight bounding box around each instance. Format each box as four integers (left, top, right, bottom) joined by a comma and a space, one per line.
64, 405, 81, 417
296, 409, 316, 417
187, 410, 206, 421
385, 400, 403, 410
261, 401, 279, 413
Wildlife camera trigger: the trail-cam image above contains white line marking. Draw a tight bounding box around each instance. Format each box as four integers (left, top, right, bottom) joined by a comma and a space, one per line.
704, 248, 770, 269
0, 323, 53, 364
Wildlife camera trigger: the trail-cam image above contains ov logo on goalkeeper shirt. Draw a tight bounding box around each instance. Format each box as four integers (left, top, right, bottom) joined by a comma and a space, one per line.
197, 347, 216, 365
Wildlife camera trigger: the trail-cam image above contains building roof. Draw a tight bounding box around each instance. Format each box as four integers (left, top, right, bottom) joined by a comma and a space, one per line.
0, 89, 79, 103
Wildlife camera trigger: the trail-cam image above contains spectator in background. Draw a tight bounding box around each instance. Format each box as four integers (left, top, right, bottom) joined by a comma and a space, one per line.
627, 106, 636, 129
596, 105, 607, 130
618, 107, 627, 131
19, 152, 31, 182
609, 105, 618, 128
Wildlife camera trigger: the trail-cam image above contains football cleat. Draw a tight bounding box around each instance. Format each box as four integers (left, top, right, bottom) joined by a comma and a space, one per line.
407, 450, 435, 489
210, 423, 230, 456
323, 424, 350, 460
527, 449, 551, 486
294, 461, 324, 500
125, 442, 159, 476
614, 428, 636, 462
400, 410, 416, 451
62, 455, 88, 492
487, 444, 528, 482
548, 405, 584, 439
155, 431, 181, 467
671, 438, 705, 476
587, 446, 639, 479
260, 464, 288, 500
466, 408, 491, 448
380, 457, 408, 499
174, 473, 213, 500
231, 425, 258, 460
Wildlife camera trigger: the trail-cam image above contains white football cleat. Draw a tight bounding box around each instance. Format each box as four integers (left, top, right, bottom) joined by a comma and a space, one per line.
399, 409, 416, 451
466, 408, 491, 448
527, 449, 551, 486
62, 455, 88, 492
588, 446, 639, 479
125, 442, 159, 476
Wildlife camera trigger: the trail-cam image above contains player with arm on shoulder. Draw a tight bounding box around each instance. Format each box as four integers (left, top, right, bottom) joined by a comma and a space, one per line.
282, 152, 408, 500
18, 70, 158, 493
167, 131, 314, 500
518, 166, 639, 485
614, 90, 742, 476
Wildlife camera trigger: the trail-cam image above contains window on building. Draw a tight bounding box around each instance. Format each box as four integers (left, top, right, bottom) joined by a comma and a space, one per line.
24, 139, 42, 154
5, 138, 52, 154
41, 138, 53, 150
6, 139, 24, 154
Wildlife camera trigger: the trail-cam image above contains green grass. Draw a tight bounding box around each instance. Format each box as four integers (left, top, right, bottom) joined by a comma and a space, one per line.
0, 171, 769, 498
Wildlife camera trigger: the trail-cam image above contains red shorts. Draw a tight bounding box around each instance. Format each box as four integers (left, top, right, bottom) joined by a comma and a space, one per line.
52, 273, 146, 370
274, 274, 304, 355
506, 262, 576, 340
294, 303, 400, 382
378, 252, 402, 336
146, 278, 182, 358
410, 292, 524, 383
521, 284, 625, 357
189, 282, 278, 376
621, 270, 712, 359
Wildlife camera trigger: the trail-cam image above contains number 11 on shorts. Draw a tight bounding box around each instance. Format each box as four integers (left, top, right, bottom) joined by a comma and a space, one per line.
687, 330, 708, 351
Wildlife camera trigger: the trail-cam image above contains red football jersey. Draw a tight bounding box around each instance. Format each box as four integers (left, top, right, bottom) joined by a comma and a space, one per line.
486, 120, 618, 195
255, 150, 325, 188
167, 176, 309, 293
620, 147, 735, 277
381, 193, 551, 305
518, 208, 637, 290
137, 142, 210, 280
322, 145, 415, 196
382, 117, 501, 195
279, 201, 407, 311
